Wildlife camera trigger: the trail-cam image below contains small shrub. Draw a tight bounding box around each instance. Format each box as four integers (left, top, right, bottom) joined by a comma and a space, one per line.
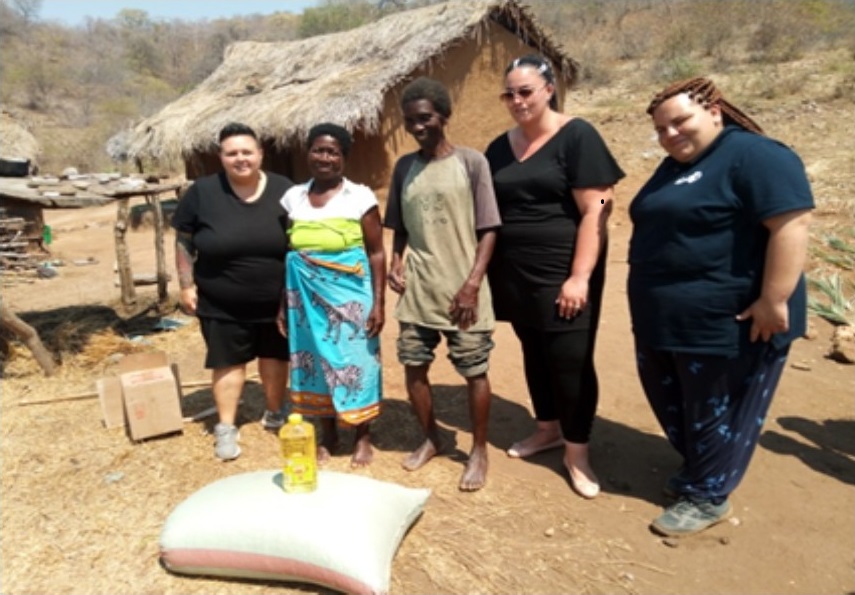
808, 272, 854, 326
650, 56, 702, 83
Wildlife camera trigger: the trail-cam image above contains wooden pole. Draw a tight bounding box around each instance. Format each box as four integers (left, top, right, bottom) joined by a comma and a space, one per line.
150, 193, 169, 305
0, 299, 56, 376
18, 374, 260, 406
114, 197, 136, 306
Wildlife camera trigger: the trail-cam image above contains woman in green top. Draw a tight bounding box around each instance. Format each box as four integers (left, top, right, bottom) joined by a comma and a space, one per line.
277, 123, 386, 468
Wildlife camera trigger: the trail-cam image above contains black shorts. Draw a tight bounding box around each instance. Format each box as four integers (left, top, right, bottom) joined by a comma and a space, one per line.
199, 317, 288, 369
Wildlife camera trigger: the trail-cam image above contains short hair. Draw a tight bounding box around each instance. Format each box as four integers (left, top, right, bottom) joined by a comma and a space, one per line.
307, 122, 352, 156
401, 77, 452, 119
218, 122, 259, 145
505, 55, 558, 111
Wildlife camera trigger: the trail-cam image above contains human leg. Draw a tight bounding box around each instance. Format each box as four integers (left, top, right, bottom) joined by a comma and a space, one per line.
634, 342, 688, 461
211, 364, 246, 461
397, 323, 441, 471
258, 356, 289, 430
507, 323, 562, 457
447, 330, 495, 491
543, 330, 600, 498
255, 321, 291, 428
650, 345, 789, 537
458, 373, 491, 491
351, 422, 373, 468
402, 365, 439, 471
674, 343, 790, 502
318, 417, 339, 465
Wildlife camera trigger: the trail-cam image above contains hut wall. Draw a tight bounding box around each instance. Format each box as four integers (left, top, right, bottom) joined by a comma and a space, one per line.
370, 21, 567, 199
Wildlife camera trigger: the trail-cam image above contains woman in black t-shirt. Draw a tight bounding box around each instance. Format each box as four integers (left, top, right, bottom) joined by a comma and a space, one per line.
172, 122, 293, 462
485, 55, 624, 500
628, 78, 813, 537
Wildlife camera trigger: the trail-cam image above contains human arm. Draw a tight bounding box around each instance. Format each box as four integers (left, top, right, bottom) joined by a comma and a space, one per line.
361, 207, 386, 338
556, 186, 614, 318
449, 228, 497, 330
175, 230, 198, 315
388, 231, 408, 295
276, 289, 288, 338
736, 209, 811, 342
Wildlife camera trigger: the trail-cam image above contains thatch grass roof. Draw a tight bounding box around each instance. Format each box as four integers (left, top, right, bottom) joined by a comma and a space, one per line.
122, 0, 576, 163
0, 110, 40, 163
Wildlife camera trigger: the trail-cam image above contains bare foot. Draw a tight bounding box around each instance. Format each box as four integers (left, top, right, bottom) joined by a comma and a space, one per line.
317, 445, 332, 466
563, 442, 600, 499
402, 438, 438, 471
350, 433, 373, 468
507, 421, 563, 458
459, 445, 488, 492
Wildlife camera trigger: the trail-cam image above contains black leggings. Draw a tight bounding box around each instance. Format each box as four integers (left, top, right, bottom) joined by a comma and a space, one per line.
512, 324, 599, 443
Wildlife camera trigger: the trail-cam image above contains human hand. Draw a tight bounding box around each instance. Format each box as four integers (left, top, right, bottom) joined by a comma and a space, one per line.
388, 265, 406, 295
736, 296, 788, 342
556, 277, 589, 319
179, 286, 198, 316
365, 304, 385, 338
449, 282, 479, 330
276, 310, 288, 338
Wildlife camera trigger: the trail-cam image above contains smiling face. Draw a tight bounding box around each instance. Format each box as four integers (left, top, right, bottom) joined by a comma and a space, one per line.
402, 98, 446, 152
219, 134, 263, 183
652, 93, 724, 163
307, 134, 345, 182
501, 65, 554, 125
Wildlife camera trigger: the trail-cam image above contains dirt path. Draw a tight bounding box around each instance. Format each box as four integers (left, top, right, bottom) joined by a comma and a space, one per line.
1, 206, 852, 595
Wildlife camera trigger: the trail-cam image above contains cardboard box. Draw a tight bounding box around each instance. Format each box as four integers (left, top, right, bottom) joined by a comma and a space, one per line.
97, 351, 183, 441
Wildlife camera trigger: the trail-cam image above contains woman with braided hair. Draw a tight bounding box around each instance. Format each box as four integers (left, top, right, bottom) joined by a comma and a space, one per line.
628, 77, 813, 536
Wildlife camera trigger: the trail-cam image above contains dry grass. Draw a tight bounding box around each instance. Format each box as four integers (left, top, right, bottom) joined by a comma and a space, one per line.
1, 314, 649, 595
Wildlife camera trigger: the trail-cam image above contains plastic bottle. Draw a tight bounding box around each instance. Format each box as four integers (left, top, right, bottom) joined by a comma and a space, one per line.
279, 413, 317, 493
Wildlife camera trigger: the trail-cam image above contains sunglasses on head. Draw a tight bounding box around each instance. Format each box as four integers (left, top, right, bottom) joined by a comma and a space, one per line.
499, 85, 546, 102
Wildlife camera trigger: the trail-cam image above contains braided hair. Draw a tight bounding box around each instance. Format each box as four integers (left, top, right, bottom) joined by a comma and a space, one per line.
647, 77, 764, 135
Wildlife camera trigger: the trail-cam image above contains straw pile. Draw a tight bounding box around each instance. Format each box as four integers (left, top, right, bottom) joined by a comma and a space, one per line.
0, 109, 39, 165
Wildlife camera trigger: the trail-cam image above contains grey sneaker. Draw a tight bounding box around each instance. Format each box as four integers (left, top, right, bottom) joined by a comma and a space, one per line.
214, 423, 241, 461
261, 409, 286, 431
651, 497, 732, 537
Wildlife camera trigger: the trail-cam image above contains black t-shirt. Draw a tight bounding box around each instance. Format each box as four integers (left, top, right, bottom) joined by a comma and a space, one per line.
485, 119, 625, 330
171, 171, 293, 322
628, 126, 814, 355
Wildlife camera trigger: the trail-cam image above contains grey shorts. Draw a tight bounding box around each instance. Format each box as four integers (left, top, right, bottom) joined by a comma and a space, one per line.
396, 322, 494, 377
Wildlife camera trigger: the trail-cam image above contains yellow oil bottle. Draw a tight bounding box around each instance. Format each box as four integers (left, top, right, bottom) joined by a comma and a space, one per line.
279, 413, 317, 493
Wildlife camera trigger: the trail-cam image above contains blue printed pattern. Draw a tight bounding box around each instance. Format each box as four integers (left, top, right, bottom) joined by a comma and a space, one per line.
635, 342, 790, 501
287, 247, 382, 426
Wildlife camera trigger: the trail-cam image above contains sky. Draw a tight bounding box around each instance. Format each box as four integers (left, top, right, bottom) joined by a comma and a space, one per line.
38, 0, 321, 25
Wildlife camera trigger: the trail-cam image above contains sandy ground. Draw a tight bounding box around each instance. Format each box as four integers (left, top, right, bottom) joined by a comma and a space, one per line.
2, 53, 853, 593
0, 193, 852, 594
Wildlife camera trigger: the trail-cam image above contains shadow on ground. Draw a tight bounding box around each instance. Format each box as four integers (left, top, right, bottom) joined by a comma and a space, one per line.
760, 417, 855, 486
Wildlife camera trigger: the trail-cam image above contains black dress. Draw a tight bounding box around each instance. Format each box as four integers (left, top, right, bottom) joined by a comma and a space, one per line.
485, 119, 625, 332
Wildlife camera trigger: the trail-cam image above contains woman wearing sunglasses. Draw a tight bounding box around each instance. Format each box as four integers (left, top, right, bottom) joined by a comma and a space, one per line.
485, 55, 624, 499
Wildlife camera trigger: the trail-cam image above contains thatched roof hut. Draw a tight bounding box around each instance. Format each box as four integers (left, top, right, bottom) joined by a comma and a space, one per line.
0, 110, 40, 170
123, 0, 577, 191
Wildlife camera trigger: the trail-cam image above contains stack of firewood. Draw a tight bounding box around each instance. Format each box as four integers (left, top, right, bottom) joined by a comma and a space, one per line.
0, 211, 42, 282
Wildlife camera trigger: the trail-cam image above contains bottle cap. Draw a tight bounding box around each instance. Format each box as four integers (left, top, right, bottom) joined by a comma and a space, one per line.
288, 413, 303, 424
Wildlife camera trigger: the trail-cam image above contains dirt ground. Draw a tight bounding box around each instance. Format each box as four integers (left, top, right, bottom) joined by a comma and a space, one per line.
1, 52, 853, 595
